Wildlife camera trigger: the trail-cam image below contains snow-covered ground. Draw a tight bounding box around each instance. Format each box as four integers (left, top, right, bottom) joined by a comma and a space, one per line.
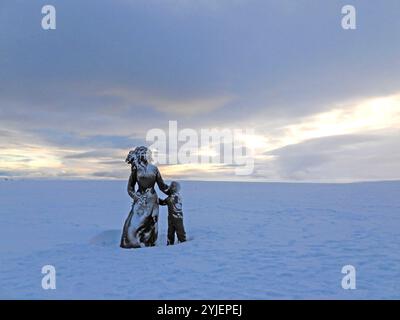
0, 180, 399, 299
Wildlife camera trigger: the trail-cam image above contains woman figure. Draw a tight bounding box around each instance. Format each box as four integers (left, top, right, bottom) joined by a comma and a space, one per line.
120, 146, 169, 248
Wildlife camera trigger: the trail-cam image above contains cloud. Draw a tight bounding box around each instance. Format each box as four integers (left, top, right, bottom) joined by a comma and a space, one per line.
266, 131, 400, 182
91, 170, 127, 179
256, 94, 400, 154
100, 88, 233, 116
64, 150, 121, 160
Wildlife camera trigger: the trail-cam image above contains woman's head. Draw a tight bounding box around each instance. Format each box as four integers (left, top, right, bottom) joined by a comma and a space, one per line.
170, 181, 181, 193
126, 146, 153, 166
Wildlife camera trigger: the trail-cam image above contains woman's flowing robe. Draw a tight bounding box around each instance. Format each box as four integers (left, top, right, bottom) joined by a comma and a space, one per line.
120, 163, 169, 248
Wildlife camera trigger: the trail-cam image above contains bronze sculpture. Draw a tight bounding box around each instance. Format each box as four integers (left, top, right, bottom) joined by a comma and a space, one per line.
120, 146, 169, 248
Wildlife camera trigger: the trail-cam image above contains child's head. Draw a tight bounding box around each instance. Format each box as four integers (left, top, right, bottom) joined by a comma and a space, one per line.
170, 181, 181, 193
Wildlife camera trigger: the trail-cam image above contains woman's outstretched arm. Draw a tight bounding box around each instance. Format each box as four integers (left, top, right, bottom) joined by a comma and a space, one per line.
156, 168, 170, 195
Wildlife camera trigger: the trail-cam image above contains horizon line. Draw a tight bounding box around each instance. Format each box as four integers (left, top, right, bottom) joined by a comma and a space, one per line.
1, 177, 400, 185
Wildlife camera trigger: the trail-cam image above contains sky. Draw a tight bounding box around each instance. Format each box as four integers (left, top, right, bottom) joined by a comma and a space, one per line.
1, 0, 400, 182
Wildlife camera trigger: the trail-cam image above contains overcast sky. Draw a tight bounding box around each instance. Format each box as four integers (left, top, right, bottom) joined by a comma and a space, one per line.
1, 0, 400, 181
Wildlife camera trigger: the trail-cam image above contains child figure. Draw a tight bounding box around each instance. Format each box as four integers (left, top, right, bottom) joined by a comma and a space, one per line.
159, 181, 187, 245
